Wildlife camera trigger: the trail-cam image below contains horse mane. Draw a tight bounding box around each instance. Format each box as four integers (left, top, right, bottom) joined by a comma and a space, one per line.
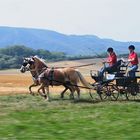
33, 55, 48, 68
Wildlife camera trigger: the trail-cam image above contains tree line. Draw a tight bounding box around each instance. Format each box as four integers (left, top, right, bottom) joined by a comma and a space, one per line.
0, 45, 66, 69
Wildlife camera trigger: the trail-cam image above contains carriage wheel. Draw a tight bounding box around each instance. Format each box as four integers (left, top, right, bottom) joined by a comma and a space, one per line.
89, 87, 101, 101
93, 84, 104, 101
98, 84, 112, 101
126, 83, 140, 100
97, 83, 119, 101
118, 87, 128, 101
111, 84, 120, 100
96, 85, 106, 101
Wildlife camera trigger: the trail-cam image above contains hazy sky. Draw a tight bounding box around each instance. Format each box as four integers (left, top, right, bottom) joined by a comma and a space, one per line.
0, 0, 140, 41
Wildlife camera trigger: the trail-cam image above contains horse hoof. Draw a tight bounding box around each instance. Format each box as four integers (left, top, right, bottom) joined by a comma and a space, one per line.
69, 94, 74, 100
44, 95, 47, 99
45, 98, 51, 102
77, 97, 80, 101
70, 97, 74, 100
30, 92, 35, 96
60, 96, 64, 99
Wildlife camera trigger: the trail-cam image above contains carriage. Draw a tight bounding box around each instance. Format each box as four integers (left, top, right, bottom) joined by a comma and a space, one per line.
90, 60, 140, 101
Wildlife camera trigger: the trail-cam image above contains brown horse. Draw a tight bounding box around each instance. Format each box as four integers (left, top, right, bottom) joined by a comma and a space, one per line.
20, 57, 71, 98
20, 56, 94, 100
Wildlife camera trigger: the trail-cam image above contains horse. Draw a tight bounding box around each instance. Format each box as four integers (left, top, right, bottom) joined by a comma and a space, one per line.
20, 56, 94, 101
20, 57, 72, 98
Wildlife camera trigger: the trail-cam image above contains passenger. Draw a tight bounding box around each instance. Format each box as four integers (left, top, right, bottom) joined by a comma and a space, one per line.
99, 47, 117, 80
127, 45, 139, 77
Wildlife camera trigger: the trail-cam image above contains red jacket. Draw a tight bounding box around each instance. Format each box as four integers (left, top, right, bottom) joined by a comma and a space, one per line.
128, 52, 139, 65
107, 52, 117, 66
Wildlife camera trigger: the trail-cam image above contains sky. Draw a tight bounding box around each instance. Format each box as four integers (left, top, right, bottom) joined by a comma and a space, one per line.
0, 0, 140, 41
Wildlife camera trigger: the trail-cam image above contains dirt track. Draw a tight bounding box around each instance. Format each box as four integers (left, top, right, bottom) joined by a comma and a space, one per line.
0, 74, 31, 95
0, 73, 94, 96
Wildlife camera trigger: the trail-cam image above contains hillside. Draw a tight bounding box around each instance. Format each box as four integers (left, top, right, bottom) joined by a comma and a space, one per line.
0, 26, 140, 55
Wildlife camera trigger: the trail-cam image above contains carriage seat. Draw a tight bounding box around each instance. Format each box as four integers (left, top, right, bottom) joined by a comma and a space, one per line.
107, 60, 123, 74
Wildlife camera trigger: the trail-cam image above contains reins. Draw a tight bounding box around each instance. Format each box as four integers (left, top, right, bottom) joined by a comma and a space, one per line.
46, 63, 96, 69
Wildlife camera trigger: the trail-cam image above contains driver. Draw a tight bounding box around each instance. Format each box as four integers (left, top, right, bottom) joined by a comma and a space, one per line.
127, 45, 139, 77
98, 47, 117, 80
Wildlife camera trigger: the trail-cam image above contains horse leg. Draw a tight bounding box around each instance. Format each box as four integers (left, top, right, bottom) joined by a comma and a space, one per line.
75, 87, 80, 100
69, 86, 75, 99
69, 86, 81, 100
45, 86, 50, 101
38, 84, 50, 101
70, 81, 80, 100
38, 85, 47, 99
29, 83, 38, 95
60, 87, 69, 99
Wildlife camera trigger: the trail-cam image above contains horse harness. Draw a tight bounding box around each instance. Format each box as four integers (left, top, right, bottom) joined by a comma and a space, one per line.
38, 67, 93, 89
47, 67, 54, 86
38, 67, 55, 86
32, 67, 48, 83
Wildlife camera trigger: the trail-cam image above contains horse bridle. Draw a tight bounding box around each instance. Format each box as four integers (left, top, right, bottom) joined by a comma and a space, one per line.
23, 61, 48, 77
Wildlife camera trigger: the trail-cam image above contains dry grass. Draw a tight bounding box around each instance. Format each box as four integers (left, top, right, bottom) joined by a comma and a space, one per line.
0, 74, 32, 95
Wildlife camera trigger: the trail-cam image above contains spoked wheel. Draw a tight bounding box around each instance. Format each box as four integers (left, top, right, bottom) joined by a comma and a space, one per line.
89, 85, 101, 101
94, 84, 106, 101
110, 84, 120, 100
89, 90, 101, 101
126, 83, 140, 100
97, 83, 119, 101
118, 88, 128, 101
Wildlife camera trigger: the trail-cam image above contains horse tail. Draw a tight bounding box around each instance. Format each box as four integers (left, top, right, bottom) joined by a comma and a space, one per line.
76, 70, 94, 90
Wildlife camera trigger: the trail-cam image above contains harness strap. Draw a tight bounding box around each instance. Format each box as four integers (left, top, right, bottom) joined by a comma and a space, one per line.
48, 67, 54, 86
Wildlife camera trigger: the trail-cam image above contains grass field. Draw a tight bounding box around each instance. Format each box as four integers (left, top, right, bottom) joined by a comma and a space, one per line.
0, 94, 140, 140
0, 59, 140, 139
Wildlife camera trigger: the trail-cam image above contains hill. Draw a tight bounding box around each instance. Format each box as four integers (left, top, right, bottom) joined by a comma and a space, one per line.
0, 26, 140, 55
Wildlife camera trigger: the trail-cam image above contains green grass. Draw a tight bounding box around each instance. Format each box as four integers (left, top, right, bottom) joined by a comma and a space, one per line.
0, 94, 140, 140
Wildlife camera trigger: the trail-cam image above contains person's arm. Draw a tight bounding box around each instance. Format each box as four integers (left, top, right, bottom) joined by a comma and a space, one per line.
106, 55, 116, 64
106, 59, 112, 63
128, 54, 137, 62
102, 59, 111, 64
102, 57, 113, 64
